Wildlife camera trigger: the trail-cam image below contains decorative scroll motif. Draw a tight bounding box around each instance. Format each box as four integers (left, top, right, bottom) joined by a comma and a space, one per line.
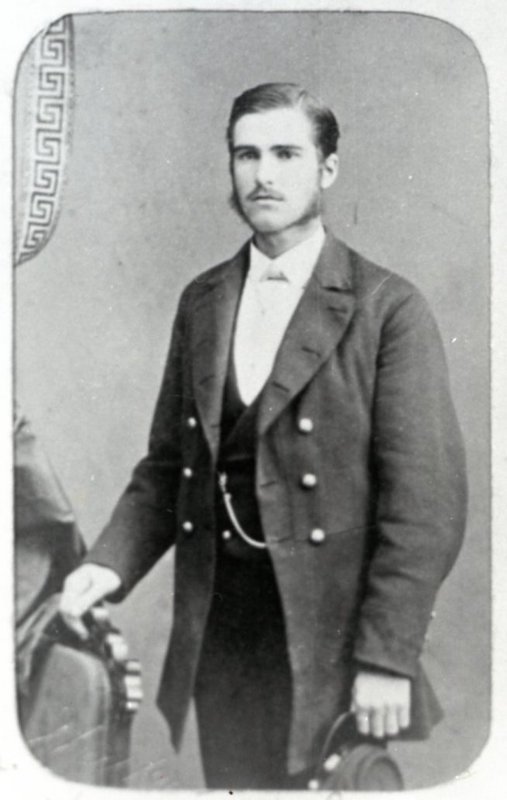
15, 16, 74, 265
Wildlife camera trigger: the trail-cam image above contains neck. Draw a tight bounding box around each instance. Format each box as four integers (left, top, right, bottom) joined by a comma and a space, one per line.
253, 217, 323, 259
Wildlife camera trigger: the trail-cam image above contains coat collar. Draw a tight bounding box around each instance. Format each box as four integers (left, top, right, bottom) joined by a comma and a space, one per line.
312, 231, 354, 292
190, 232, 355, 457
189, 242, 248, 459
256, 232, 355, 435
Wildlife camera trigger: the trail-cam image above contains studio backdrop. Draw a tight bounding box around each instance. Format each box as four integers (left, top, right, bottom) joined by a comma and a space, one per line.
14, 10, 489, 790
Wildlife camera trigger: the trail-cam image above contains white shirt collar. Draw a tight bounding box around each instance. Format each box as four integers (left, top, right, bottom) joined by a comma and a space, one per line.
248, 224, 326, 289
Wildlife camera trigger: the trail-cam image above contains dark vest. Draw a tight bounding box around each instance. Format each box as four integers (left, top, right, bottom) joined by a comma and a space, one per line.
215, 353, 267, 561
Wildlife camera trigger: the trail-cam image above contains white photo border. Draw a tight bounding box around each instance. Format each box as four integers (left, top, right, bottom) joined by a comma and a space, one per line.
1, 2, 504, 798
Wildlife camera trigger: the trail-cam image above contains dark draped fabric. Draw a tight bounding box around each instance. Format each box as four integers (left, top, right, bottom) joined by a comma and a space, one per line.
14, 410, 85, 701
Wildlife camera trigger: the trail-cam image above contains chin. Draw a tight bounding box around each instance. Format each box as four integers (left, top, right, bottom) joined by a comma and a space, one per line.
251, 219, 284, 234
245, 210, 288, 233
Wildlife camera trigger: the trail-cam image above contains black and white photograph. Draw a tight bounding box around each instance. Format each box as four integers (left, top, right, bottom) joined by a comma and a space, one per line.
2, 1, 502, 797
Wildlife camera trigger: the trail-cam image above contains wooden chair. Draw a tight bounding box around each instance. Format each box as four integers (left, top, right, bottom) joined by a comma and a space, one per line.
19, 605, 142, 787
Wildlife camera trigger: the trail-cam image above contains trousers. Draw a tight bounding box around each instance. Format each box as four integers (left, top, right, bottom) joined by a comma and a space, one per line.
194, 544, 298, 790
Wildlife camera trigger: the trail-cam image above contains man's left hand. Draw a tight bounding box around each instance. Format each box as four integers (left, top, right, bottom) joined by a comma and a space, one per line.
350, 670, 411, 738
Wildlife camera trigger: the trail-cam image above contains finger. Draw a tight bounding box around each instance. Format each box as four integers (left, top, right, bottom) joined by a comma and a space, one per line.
61, 583, 108, 619
370, 707, 386, 739
355, 709, 371, 736
81, 580, 111, 608
59, 592, 90, 619
60, 612, 89, 641
385, 706, 400, 737
398, 703, 410, 730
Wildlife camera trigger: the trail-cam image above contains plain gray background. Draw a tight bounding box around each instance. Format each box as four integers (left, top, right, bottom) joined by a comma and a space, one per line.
15, 10, 489, 790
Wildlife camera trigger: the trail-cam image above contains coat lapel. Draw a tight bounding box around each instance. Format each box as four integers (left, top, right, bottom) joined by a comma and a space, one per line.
190, 244, 248, 460
257, 234, 356, 436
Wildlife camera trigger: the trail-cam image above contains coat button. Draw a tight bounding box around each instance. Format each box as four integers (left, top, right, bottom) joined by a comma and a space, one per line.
309, 528, 326, 544
182, 521, 194, 533
301, 473, 318, 488
182, 467, 193, 479
298, 417, 314, 433
221, 530, 232, 541
186, 416, 197, 428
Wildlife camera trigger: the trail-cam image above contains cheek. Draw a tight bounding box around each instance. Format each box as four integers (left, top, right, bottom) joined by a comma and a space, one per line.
232, 165, 253, 193
284, 174, 318, 202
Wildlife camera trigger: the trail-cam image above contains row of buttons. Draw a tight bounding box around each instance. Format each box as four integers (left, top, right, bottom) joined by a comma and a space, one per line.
183, 418, 197, 538
186, 415, 314, 433
182, 466, 317, 489
184, 419, 197, 486
219, 528, 326, 544
182, 416, 197, 538
298, 420, 317, 503
182, 523, 326, 544
186, 527, 327, 545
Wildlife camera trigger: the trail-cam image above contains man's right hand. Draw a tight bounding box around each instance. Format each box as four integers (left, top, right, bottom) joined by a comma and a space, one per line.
59, 564, 122, 640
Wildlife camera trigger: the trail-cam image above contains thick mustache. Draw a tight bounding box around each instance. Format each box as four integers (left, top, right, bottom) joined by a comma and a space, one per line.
248, 189, 284, 201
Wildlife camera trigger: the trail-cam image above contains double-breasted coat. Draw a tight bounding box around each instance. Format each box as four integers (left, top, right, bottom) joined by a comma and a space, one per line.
86, 232, 467, 774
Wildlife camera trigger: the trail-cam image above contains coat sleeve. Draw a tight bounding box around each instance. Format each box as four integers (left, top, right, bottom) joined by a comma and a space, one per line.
83, 286, 191, 598
353, 287, 467, 678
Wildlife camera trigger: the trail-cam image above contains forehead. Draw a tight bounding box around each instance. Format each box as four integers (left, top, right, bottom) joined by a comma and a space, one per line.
232, 107, 315, 148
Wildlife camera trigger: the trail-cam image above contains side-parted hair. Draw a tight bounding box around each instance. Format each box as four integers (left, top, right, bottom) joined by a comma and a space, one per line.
226, 82, 340, 159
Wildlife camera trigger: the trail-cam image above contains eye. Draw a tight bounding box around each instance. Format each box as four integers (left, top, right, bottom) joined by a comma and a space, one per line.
235, 150, 257, 161
277, 148, 297, 160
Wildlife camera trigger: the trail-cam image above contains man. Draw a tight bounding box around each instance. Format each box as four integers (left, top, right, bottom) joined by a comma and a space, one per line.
59, 83, 467, 789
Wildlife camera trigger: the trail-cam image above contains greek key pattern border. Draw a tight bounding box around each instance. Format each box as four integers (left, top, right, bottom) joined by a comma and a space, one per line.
16, 16, 74, 265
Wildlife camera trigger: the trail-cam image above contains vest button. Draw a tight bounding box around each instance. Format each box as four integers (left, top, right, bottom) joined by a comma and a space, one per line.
186, 416, 197, 429
301, 473, 318, 488
298, 417, 314, 433
182, 467, 193, 479
221, 530, 232, 541
182, 521, 194, 533
309, 528, 326, 544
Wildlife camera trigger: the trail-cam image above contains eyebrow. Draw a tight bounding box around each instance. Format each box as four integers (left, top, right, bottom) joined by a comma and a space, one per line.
232, 144, 305, 154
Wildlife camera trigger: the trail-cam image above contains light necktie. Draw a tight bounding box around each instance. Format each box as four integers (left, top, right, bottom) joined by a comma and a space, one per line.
260, 263, 289, 282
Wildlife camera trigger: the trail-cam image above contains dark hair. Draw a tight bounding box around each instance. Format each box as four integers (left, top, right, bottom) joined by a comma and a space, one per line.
226, 82, 340, 158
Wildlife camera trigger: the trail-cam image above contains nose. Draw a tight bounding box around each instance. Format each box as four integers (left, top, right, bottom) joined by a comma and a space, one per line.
255, 154, 276, 186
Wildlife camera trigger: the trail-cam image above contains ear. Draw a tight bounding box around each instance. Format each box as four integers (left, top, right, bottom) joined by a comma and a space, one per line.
320, 153, 339, 190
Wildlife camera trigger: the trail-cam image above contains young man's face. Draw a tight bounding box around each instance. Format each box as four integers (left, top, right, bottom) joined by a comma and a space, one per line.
230, 107, 338, 237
